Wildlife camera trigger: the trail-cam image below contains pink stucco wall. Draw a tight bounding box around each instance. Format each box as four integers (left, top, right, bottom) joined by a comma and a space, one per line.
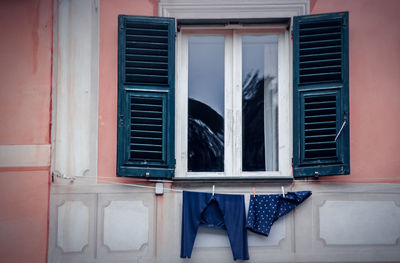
0, 171, 50, 263
0, 0, 52, 145
98, 0, 400, 182
311, 0, 400, 182
98, 0, 158, 179
0, 0, 52, 262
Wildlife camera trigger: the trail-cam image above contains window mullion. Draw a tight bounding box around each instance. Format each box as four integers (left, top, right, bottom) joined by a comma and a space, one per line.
278, 30, 291, 176
176, 33, 188, 177
232, 31, 242, 176
224, 32, 233, 176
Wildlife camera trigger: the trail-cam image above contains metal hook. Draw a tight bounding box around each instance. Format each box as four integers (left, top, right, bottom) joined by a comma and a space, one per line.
335, 121, 347, 142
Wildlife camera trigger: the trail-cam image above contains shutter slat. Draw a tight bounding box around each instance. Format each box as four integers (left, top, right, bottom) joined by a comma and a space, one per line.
126, 54, 168, 62
130, 143, 162, 148
305, 106, 337, 112
131, 136, 162, 141
305, 141, 336, 146
126, 41, 168, 50
305, 127, 336, 132
300, 25, 341, 34
131, 130, 162, 135
305, 148, 336, 152
126, 34, 168, 43
300, 52, 342, 59
131, 149, 162, 153
126, 28, 168, 36
305, 113, 336, 119
126, 61, 168, 69
300, 65, 341, 75
126, 47, 168, 56
131, 117, 162, 123
305, 134, 336, 139
126, 74, 168, 84
300, 58, 341, 68
299, 32, 341, 42
126, 21, 168, 30
131, 103, 163, 109
131, 108, 162, 114
305, 120, 336, 125
126, 67, 168, 75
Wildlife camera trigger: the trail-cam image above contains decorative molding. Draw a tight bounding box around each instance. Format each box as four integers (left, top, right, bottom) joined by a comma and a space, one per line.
103, 201, 149, 251
56, 201, 90, 253
0, 144, 51, 168
159, 0, 309, 19
51, 0, 99, 179
319, 200, 400, 246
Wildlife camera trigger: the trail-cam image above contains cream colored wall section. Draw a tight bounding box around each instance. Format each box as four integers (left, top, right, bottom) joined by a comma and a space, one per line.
52, 0, 99, 178
0, 145, 50, 167
48, 183, 400, 263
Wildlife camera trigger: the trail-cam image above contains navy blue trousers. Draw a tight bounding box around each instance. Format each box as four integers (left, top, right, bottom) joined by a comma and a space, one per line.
180, 191, 249, 260
246, 191, 312, 236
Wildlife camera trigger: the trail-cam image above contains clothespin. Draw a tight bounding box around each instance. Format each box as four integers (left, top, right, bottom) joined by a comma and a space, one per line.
252, 187, 256, 198
281, 186, 285, 197
212, 185, 215, 196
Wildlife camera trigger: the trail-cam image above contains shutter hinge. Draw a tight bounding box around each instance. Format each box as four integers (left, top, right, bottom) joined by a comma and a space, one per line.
119, 114, 124, 127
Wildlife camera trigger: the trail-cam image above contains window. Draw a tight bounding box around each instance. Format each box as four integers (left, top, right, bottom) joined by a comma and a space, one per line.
116, 10, 350, 179
175, 26, 291, 178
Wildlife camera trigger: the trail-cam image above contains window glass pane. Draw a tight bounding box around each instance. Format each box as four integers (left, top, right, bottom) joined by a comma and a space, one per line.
242, 35, 278, 171
188, 35, 225, 172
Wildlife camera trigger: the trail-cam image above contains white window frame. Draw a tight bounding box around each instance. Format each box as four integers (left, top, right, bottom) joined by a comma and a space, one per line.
175, 25, 291, 178
159, 0, 309, 179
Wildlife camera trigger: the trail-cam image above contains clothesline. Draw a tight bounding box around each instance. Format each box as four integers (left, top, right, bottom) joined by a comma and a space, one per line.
53, 173, 400, 195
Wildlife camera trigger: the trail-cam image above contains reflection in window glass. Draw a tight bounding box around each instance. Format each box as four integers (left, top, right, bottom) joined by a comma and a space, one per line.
188, 36, 225, 172
242, 35, 278, 171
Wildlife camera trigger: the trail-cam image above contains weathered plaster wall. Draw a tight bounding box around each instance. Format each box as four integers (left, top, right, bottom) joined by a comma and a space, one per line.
0, 0, 52, 144
311, 0, 400, 182
0, 0, 53, 262
48, 1, 400, 263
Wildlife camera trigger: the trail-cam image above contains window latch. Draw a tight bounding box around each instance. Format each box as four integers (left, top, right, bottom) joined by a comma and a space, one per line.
334, 121, 347, 142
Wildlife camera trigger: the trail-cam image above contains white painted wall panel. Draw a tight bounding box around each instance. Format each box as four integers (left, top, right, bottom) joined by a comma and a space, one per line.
57, 201, 89, 252
319, 200, 400, 245
103, 201, 149, 251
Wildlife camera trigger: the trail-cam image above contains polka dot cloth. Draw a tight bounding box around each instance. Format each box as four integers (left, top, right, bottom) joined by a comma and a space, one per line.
246, 191, 312, 236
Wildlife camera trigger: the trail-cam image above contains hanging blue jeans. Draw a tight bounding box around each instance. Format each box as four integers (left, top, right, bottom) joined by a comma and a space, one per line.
180, 191, 249, 260
246, 191, 312, 236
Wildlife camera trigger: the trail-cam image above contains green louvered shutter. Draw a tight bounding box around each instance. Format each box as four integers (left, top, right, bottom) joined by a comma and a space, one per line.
293, 12, 349, 178
117, 15, 175, 178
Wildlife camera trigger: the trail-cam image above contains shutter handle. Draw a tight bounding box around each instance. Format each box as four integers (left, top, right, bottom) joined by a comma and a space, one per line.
334, 121, 347, 142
